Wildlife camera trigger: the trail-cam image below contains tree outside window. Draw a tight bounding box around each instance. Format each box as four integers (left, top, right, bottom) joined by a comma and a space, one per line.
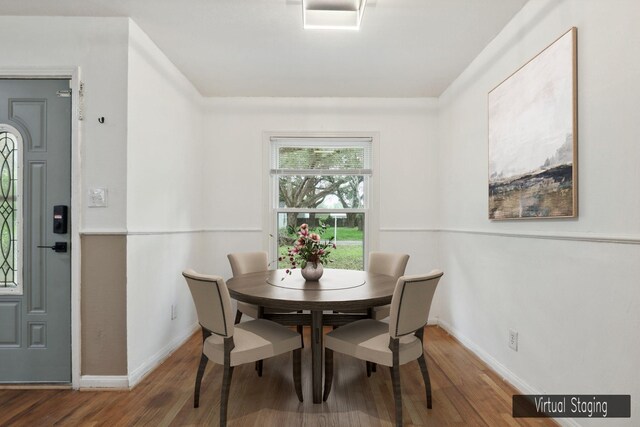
271, 139, 371, 270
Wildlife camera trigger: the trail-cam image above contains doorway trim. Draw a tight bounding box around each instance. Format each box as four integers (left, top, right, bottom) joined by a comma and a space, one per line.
0, 68, 82, 388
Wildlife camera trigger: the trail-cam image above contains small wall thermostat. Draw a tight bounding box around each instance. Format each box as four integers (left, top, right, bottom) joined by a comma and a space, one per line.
88, 188, 108, 207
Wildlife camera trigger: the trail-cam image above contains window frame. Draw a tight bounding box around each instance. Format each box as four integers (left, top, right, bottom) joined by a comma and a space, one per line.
266, 133, 376, 271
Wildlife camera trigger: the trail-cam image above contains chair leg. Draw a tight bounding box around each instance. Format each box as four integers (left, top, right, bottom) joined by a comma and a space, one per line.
193, 352, 208, 408
257, 360, 263, 377
366, 361, 372, 377
297, 325, 304, 348
417, 353, 433, 409
220, 364, 234, 427
293, 348, 303, 402
234, 309, 242, 325
323, 348, 333, 401
372, 363, 377, 372
389, 337, 402, 426
389, 363, 403, 427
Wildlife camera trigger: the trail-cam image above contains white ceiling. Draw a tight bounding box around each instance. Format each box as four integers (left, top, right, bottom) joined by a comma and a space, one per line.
0, 0, 528, 97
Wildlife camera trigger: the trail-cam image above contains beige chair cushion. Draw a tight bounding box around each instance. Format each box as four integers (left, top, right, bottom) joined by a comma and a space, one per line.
227, 251, 268, 276
368, 252, 410, 279
337, 252, 409, 320
354, 252, 409, 321
227, 251, 297, 319
389, 271, 443, 338
204, 319, 301, 367
183, 270, 234, 337
325, 319, 423, 367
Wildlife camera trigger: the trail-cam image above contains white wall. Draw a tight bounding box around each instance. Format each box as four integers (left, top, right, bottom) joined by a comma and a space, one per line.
201, 97, 441, 280
437, 0, 640, 423
126, 21, 204, 232
0, 16, 130, 231
125, 21, 203, 381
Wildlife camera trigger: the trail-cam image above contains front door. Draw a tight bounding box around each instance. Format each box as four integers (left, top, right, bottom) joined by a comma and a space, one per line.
0, 79, 72, 383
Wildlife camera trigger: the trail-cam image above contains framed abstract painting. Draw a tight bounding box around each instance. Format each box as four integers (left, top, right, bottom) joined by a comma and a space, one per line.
488, 27, 577, 220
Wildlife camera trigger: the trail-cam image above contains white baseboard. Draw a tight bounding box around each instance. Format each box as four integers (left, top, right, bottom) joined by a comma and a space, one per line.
79, 375, 130, 389
128, 323, 199, 388
435, 319, 581, 427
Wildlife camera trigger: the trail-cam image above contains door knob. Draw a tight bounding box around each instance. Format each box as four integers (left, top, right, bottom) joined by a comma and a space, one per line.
37, 242, 68, 253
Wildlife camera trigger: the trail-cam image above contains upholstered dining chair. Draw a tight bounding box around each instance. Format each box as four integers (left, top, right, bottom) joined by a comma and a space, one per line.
227, 251, 304, 376
227, 251, 271, 323
367, 251, 410, 320
323, 270, 443, 427
183, 269, 303, 427
335, 252, 409, 319
335, 251, 409, 376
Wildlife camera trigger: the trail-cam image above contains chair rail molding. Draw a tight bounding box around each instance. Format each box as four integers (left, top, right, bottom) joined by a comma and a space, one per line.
379, 227, 640, 245
80, 229, 128, 235
379, 228, 438, 232
80, 228, 263, 236
438, 228, 640, 245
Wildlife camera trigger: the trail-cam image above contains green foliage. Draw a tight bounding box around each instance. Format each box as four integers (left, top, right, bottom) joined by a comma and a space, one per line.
281, 226, 363, 241
277, 146, 365, 223
316, 226, 363, 241
279, 244, 363, 270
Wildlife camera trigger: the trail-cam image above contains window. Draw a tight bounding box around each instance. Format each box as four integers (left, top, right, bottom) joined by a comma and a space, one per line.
270, 136, 372, 270
0, 128, 22, 295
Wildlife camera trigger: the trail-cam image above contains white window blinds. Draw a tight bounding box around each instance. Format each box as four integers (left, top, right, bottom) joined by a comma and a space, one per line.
270, 137, 372, 176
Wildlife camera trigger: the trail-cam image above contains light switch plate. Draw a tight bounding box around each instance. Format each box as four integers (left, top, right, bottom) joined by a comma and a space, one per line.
88, 188, 108, 207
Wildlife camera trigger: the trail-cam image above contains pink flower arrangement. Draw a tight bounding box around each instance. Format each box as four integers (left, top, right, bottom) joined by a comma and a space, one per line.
280, 222, 335, 275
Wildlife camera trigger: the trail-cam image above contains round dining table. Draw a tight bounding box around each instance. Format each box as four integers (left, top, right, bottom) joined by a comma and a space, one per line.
227, 268, 398, 403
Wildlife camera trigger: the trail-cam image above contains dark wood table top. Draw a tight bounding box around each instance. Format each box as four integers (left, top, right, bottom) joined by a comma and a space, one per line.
227, 268, 397, 311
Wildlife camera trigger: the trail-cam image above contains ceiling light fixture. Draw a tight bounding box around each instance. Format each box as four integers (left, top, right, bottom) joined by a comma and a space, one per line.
303, 0, 368, 31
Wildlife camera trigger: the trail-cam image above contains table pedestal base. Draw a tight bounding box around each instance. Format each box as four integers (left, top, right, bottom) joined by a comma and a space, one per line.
311, 310, 323, 404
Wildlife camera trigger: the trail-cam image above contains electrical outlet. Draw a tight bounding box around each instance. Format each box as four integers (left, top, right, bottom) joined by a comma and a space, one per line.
509, 329, 518, 351
171, 304, 177, 320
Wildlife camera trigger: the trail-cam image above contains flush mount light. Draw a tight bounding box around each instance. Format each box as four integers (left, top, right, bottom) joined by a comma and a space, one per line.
303, 0, 368, 31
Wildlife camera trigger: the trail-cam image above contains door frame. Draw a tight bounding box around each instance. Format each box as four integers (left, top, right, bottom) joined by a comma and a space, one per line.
0, 68, 82, 388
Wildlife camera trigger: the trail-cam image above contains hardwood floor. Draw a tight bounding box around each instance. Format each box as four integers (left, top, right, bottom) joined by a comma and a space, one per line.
0, 326, 556, 426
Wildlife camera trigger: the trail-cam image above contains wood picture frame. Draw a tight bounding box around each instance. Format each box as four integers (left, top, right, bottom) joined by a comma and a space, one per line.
488, 27, 578, 220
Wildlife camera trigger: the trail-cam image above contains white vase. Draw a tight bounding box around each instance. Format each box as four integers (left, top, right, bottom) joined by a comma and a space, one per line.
301, 262, 323, 281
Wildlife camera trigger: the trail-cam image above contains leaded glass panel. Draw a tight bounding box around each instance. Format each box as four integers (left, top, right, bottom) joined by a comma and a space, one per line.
0, 131, 18, 289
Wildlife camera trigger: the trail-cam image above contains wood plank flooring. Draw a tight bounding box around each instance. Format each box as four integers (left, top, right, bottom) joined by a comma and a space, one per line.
0, 326, 557, 426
